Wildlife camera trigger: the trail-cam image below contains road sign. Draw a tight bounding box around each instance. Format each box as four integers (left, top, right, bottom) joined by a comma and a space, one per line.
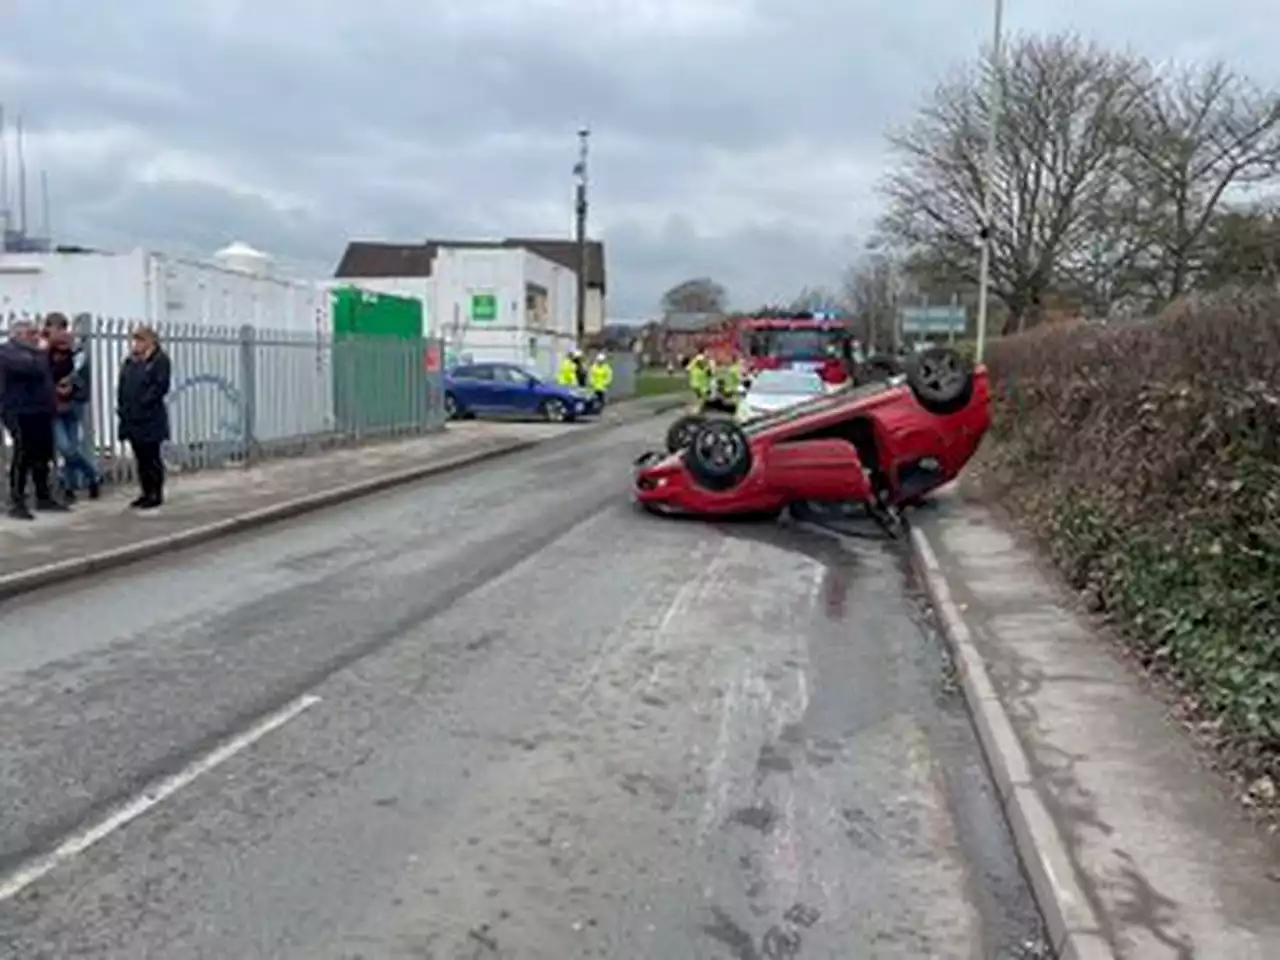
901, 305, 966, 335
470, 293, 497, 322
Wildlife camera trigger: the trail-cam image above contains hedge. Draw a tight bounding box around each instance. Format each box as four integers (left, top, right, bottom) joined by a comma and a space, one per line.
976, 291, 1280, 778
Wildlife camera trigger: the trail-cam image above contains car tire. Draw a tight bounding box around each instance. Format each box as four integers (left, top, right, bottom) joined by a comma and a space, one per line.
683, 419, 753, 492
906, 346, 974, 415
541, 398, 569, 422
666, 414, 706, 453
444, 392, 461, 420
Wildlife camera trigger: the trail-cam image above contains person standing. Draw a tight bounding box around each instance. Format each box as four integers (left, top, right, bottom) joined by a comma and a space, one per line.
116, 326, 171, 510
557, 349, 580, 388
44, 313, 101, 501
588, 352, 613, 408
0, 321, 65, 519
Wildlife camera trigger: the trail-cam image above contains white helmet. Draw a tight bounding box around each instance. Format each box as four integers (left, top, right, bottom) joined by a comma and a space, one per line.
595, 352, 607, 363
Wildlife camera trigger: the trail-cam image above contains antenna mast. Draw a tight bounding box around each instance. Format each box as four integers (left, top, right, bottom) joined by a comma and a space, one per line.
0, 104, 8, 237
40, 169, 50, 243
16, 114, 27, 234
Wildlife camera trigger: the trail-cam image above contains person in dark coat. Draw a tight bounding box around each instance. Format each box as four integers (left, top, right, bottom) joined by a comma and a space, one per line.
116, 325, 171, 509
0, 320, 65, 519
44, 312, 101, 501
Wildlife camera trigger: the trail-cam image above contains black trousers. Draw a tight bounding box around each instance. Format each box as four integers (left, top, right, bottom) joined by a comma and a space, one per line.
4, 412, 54, 505
129, 440, 165, 501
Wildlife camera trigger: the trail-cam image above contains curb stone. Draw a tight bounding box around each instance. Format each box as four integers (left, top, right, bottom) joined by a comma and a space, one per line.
0, 398, 682, 603
907, 524, 1118, 960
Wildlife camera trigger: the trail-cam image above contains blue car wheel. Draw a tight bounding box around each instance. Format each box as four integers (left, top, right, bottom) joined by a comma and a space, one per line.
541, 398, 570, 422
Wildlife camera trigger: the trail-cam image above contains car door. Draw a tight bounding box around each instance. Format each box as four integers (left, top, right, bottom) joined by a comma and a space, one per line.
452, 364, 498, 412
489, 365, 533, 414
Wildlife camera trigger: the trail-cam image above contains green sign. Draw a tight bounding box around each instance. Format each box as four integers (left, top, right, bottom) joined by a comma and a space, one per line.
470, 293, 498, 322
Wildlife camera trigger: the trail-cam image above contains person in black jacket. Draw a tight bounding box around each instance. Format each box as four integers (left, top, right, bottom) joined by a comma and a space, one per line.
0, 321, 65, 519
116, 325, 171, 509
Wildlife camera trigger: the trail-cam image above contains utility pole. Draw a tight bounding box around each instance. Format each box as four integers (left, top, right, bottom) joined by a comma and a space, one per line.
573, 127, 590, 346
974, 0, 1005, 363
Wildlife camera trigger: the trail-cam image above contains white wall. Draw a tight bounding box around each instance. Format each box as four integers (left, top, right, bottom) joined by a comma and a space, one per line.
0, 248, 336, 446
585, 287, 605, 336
428, 247, 577, 378
0, 249, 150, 317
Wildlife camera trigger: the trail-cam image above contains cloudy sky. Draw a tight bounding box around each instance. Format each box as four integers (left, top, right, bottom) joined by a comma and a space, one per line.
0, 1, 1275, 317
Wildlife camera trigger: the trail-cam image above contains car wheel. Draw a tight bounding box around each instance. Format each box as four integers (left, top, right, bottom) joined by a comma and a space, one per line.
444, 392, 460, 420
541, 398, 569, 422
684, 419, 753, 492
906, 346, 974, 415
666, 414, 706, 453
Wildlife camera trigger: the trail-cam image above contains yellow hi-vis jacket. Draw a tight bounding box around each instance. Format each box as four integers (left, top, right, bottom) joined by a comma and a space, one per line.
589, 360, 613, 392
558, 357, 579, 388
719, 360, 743, 394
687, 357, 713, 396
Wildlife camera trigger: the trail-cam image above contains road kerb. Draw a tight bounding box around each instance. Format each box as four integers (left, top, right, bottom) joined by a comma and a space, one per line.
907, 524, 1117, 960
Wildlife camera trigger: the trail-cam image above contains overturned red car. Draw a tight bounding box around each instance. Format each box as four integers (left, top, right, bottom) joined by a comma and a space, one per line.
633, 347, 990, 527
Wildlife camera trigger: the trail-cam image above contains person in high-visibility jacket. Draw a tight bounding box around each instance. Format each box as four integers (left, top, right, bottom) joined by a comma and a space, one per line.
719, 357, 744, 397
558, 350, 581, 388
686, 352, 713, 409
588, 353, 613, 407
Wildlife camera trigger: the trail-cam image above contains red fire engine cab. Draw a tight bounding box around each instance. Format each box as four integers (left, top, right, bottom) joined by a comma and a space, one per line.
719, 311, 857, 386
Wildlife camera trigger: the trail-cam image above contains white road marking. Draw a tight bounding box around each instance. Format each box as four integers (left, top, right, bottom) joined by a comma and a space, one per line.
0, 693, 321, 903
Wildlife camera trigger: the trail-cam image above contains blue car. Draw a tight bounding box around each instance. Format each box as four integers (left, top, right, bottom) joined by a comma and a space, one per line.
444, 362, 594, 422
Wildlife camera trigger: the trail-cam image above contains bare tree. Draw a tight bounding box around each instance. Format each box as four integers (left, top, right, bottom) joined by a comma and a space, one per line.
878, 33, 1145, 332
840, 251, 901, 352
1196, 203, 1280, 290
789, 286, 838, 311
1122, 61, 1280, 301
660, 277, 728, 315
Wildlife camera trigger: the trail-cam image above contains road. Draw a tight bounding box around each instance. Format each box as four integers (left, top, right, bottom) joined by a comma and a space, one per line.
0, 416, 1050, 959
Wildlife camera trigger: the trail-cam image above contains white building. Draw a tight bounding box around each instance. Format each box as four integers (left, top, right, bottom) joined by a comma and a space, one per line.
0, 243, 334, 447
334, 237, 606, 379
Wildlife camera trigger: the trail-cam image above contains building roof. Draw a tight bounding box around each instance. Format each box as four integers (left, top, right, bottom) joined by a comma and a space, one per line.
334, 238, 606, 290
662, 312, 725, 333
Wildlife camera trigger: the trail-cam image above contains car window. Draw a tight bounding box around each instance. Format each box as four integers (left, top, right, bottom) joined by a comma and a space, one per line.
749, 371, 823, 395
494, 366, 533, 385
463, 365, 496, 381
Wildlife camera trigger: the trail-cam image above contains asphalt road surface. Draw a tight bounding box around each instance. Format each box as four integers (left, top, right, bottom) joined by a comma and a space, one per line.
0, 417, 1051, 959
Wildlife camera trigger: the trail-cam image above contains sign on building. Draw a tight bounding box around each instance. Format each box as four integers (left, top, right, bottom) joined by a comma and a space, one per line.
901, 305, 966, 335
470, 292, 498, 322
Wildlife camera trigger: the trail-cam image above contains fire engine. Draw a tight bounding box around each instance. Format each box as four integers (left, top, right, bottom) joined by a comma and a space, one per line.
707, 311, 858, 383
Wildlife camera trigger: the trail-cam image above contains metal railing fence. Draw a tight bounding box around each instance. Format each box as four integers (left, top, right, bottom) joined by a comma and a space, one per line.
1, 312, 446, 490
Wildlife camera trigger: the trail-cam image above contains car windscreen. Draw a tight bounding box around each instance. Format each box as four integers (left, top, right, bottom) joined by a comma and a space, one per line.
740, 384, 855, 435
739, 379, 901, 436
744, 328, 840, 362
749, 371, 823, 395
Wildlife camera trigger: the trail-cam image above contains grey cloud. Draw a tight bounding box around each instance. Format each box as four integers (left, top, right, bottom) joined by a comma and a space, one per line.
3, 1, 1278, 316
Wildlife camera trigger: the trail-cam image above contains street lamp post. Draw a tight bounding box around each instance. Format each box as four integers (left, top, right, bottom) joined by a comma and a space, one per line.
974, 0, 1005, 364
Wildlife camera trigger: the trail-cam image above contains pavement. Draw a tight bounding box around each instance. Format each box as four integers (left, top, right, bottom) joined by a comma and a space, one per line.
0, 396, 680, 596
911, 488, 1280, 959
0, 412, 1051, 959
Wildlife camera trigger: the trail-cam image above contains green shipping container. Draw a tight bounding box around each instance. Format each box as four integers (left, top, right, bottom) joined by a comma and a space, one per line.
331, 286, 431, 434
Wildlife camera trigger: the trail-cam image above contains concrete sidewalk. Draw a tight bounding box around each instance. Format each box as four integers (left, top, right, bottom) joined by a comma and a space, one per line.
0, 396, 680, 596
912, 489, 1280, 959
